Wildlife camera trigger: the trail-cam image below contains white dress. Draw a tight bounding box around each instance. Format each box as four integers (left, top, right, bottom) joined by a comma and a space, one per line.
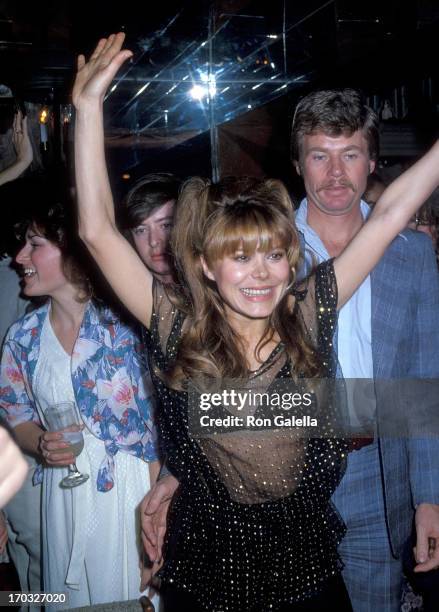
33, 315, 157, 610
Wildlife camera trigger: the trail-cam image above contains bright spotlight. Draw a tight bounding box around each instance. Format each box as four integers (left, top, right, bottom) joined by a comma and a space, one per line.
189, 85, 207, 100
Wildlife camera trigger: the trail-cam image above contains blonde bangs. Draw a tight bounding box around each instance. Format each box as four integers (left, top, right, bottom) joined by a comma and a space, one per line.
204, 204, 295, 263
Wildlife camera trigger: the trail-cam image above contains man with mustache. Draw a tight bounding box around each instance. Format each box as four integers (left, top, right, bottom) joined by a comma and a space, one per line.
292, 88, 439, 611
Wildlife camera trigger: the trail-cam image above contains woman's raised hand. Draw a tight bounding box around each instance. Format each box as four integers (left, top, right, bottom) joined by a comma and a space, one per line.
12, 112, 33, 166
72, 32, 133, 108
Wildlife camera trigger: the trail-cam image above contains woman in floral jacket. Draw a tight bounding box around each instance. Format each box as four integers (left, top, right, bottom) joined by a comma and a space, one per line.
0, 186, 160, 609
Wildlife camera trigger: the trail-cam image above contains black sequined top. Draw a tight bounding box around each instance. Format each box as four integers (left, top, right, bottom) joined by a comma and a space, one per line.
144, 260, 347, 612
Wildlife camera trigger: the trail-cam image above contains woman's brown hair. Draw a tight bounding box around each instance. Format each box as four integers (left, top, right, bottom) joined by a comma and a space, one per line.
15, 177, 94, 302
165, 176, 321, 388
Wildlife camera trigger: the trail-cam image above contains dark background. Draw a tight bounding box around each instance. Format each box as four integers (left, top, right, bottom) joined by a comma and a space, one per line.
1, 0, 438, 200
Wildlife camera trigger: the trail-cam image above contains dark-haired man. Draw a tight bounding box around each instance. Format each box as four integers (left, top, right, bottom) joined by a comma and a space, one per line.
121, 174, 181, 593
121, 173, 180, 284
291, 88, 439, 611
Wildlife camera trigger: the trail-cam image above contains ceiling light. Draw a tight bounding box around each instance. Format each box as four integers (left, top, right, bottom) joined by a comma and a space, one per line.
189, 85, 207, 100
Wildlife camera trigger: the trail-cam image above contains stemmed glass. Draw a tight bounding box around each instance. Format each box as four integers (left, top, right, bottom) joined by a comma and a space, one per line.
43, 401, 89, 488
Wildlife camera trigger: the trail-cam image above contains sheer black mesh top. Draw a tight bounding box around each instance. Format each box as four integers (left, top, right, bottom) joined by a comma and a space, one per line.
143, 260, 347, 612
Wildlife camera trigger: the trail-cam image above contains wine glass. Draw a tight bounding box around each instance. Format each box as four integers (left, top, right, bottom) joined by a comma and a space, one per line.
43, 401, 89, 488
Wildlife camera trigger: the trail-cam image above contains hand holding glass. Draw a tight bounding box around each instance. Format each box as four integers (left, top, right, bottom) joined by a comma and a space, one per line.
43, 401, 89, 488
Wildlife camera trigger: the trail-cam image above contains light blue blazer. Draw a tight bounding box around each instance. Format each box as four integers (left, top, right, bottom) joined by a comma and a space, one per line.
370, 230, 439, 555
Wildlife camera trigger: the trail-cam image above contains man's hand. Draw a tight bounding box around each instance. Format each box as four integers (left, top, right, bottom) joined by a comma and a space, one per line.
0, 427, 27, 508
140, 473, 179, 588
414, 503, 439, 572
73, 33, 133, 108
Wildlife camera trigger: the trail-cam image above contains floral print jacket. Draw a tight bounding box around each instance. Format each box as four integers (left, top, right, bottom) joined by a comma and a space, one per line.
0, 300, 159, 491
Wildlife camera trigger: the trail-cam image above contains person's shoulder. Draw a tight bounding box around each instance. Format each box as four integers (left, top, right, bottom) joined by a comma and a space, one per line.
384, 228, 433, 261
398, 228, 432, 248
375, 230, 438, 298
4, 302, 48, 345
88, 299, 118, 324
89, 299, 141, 342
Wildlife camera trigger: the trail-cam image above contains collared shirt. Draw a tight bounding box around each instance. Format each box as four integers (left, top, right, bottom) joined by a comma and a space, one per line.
0, 300, 159, 491
295, 199, 375, 429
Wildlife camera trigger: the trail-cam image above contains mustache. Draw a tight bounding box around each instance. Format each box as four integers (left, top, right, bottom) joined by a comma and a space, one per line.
317, 180, 355, 192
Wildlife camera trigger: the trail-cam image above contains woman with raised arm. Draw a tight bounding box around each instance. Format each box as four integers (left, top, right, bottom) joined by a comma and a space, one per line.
73, 33, 439, 612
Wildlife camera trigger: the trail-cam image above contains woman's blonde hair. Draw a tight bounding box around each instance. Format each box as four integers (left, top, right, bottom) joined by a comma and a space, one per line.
166, 176, 321, 388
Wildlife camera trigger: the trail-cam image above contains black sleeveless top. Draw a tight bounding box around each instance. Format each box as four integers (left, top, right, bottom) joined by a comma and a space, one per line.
143, 260, 347, 611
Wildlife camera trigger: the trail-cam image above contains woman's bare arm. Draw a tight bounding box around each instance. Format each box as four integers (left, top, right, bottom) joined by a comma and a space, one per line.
0, 113, 33, 187
335, 140, 439, 308
73, 33, 153, 328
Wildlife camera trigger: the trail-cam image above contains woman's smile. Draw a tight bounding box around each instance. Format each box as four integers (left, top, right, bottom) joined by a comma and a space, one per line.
202, 246, 290, 324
